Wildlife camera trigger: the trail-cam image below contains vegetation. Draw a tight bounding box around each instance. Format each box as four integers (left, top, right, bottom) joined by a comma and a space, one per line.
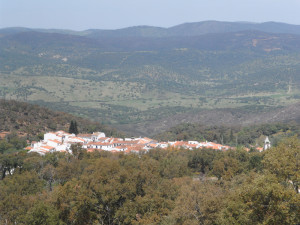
154, 122, 300, 147
0, 99, 123, 139
68, 120, 78, 135
1, 27, 300, 135
0, 132, 27, 154
0, 136, 299, 224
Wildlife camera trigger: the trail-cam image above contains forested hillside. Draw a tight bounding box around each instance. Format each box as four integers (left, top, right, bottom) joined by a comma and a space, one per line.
154, 122, 300, 147
0, 137, 299, 224
1, 22, 300, 135
0, 99, 121, 137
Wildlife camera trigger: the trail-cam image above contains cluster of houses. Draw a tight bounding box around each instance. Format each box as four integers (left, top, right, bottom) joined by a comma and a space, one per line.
26, 130, 232, 155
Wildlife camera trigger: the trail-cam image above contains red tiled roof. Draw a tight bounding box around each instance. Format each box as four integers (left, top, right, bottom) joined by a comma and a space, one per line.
92, 142, 113, 146
148, 143, 158, 148
256, 147, 263, 152
69, 137, 85, 142
138, 138, 154, 144
41, 145, 54, 150
187, 144, 198, 148
126, 145, 144, 152
115, 146, 127, 149
98, 137, 109, 140
174, 141, 188, 146
49, 139, 61, 144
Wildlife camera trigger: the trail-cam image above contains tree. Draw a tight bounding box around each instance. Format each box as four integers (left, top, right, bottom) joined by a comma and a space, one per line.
41, 164, 56, 192
217, 173, 300, 225
68, 121, 74, 134
73, 121, 78, 135
70, 144, 85, 160
188, 149, 217, 173
68, 120, 78, 135
0, 171, 45, 224
0, 140, 13, 154
263, 136, 300, 193
212, 157, 240, 181
230, 129, 234, 143
24, 202, 62, 225
0, 154, 24, 180
170, 178, 225, 225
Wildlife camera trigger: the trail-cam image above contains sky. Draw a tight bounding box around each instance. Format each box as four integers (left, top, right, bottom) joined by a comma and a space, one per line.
1, 0, 300, 30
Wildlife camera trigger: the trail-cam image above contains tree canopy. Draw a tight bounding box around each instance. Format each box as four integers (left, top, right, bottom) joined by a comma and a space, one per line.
0, 137, 299, 224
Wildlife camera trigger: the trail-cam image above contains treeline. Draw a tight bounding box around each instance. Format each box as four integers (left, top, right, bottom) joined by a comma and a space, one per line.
154, 122, 300, 146
0, 137, 299, 224
0, 99, 123, 138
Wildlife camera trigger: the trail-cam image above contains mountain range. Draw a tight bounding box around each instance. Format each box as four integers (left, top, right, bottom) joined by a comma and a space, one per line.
1, 21, 300, 135
2, 21, 300, 38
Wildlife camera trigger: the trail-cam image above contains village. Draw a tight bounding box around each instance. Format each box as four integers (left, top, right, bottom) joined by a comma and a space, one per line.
26, 130, 234, 155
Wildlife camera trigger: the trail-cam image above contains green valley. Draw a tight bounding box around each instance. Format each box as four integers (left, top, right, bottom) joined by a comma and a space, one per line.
1, 22, 300, 135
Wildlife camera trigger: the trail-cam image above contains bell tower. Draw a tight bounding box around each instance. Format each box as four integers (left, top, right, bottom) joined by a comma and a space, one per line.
263, 136, 271, 150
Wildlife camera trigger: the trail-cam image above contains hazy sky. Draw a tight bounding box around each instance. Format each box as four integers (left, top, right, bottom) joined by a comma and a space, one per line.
1, 0, 300, 30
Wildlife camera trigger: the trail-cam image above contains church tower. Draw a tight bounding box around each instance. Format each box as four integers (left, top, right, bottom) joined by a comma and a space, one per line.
263, 136, 271, 150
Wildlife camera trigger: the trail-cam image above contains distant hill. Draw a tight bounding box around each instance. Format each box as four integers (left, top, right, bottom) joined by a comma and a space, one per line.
166, 21, 300, 37
125, 103, 300, 136
0, 100, 122, 137
2, 21, 300, 38
86, 21, 300, 38
2, 29, 300, 53
1, 21, 300, 135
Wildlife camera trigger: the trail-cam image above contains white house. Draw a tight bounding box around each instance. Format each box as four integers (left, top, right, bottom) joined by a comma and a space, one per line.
47, 139, 62, 148
91, 132, 106, 141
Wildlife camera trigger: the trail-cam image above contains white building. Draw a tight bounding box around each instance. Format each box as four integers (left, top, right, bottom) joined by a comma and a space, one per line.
28, 131, 86, 155
263, 137, 271, 150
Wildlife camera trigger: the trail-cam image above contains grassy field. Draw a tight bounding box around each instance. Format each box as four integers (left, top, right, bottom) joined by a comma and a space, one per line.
1, 70, 299, 131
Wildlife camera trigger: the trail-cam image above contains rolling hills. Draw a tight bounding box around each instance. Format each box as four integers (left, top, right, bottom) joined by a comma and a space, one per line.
0, 99, 121, 137
1, 21, 300, 135
2, 21, 300, 38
